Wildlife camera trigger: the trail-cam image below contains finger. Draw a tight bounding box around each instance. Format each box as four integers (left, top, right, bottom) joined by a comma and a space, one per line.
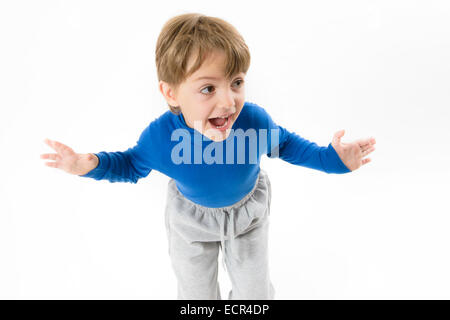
44, 161, 58, 168
357, 137, 376, 148
44, 139, 67, 153
44, 139, 57, 151
362, 158, 371, 165
361, 146, 375, 157
40, 153, 58, 160
44, 138, 55, 148
332, 129, 345, 146
361, 144, 376, 153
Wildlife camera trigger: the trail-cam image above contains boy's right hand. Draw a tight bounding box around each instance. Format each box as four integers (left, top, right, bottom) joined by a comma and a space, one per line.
40, 138, 99, 176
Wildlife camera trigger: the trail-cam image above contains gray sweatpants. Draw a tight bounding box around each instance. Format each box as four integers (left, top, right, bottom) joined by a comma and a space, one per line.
164, 168, 275, 300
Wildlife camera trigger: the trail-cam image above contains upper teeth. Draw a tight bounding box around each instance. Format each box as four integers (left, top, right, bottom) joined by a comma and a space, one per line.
209, 115, 230, 120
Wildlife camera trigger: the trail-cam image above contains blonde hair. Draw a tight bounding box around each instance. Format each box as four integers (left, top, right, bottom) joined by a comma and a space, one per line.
155, 13, 251, 115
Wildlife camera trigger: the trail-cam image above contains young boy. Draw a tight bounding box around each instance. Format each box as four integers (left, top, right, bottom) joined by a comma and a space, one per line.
40, 13, 376, 300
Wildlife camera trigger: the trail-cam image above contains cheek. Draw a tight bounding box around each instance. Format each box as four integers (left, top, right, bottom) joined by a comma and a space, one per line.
235, 101, 245, 113
198, 105, 214, 119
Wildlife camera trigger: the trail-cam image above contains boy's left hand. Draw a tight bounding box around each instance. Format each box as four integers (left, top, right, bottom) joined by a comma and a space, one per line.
331, 129, 376, 172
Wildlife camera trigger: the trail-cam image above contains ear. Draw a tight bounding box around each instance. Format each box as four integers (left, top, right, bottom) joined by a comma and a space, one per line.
159, 80, 179, 107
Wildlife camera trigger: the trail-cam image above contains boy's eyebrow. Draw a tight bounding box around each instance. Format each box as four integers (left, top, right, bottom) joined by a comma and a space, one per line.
194, 76, 221, 82
194, 74, 244, 82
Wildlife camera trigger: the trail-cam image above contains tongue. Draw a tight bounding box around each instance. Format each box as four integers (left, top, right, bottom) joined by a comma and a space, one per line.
209, 117, 226, 126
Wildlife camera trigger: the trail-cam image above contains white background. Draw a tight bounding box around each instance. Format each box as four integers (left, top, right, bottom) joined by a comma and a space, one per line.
1, 0, 449, 299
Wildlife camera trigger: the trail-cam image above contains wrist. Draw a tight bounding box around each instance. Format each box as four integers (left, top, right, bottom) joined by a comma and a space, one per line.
78, 153, 99, 176
87, 153, 99, 169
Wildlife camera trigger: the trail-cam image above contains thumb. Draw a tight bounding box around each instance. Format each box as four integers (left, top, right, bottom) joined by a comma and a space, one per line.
332, 129, 345, 146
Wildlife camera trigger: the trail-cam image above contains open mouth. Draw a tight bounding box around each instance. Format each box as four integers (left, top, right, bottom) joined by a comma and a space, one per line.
208, 114, 233, 129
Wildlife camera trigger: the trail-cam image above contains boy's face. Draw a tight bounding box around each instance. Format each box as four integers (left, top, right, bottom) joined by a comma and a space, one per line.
159, 49, 246, 142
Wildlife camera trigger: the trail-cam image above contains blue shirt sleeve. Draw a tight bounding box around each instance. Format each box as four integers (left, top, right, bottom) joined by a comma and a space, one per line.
78, 124, 154, 183
260, 107, 351, 174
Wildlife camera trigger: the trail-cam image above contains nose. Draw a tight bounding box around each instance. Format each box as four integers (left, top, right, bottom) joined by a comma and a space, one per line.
218, 87, 236, 113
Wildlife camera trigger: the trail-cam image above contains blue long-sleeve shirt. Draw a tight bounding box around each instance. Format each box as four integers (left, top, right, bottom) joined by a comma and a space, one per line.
79, 101, 350, 207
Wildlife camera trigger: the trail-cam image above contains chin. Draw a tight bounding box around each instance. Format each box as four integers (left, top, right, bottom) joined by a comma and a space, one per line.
205, 127, 232, 142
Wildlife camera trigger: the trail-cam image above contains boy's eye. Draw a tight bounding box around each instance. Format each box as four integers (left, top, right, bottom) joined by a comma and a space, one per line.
200, 79, 244, 95
201, 86, 215, 95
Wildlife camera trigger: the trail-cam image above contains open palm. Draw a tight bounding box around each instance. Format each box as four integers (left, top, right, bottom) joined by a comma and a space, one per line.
331, 130, 376, 172
40, 138, 93, 175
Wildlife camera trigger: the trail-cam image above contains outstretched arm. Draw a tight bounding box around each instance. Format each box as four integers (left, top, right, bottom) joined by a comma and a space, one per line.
41, 120, 156, 184
77, 124, 155, 183
331, 129, 376, 171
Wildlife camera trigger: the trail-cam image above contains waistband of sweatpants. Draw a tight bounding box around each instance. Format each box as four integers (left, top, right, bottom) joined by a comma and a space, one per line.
171, 168, 267, 214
